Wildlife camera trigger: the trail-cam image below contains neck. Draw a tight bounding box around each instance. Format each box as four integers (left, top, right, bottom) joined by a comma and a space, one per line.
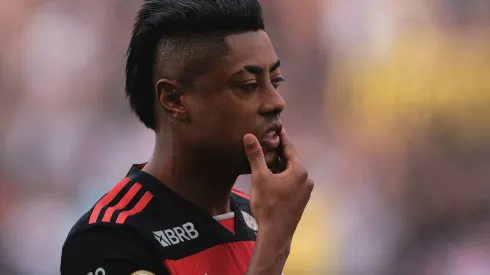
142, 135, 238, 216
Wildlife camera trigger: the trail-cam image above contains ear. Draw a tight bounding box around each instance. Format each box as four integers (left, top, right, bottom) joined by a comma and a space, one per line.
156, 79, 188, 121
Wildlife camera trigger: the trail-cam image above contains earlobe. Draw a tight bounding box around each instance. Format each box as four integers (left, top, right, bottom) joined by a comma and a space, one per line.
172, 91, 189, 122
156, 79, 188, 121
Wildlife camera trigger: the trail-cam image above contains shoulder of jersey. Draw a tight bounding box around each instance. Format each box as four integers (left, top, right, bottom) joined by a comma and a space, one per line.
70, 183, 252, 234
231, 188, 252, 214
70, 177, 158, 234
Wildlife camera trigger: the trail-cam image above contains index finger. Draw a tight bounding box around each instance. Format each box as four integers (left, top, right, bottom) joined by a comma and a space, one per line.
243, 133, 269, 175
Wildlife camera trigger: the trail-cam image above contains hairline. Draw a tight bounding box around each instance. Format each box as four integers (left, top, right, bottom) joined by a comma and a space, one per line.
153, 30, 264, 86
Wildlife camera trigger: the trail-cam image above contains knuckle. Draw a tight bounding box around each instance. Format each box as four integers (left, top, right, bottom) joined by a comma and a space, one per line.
247, 149, 262, 160
296, 168, 308, 181
306, 179, 314, 192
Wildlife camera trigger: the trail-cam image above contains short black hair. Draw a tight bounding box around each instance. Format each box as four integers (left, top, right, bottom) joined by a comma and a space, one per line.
126, 0, 265, 130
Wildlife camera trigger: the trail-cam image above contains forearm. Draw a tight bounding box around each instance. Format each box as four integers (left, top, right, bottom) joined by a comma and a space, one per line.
246, 227, 292, 275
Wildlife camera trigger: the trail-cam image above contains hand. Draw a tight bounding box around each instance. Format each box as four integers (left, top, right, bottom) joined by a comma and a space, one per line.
243, 129, 314, 239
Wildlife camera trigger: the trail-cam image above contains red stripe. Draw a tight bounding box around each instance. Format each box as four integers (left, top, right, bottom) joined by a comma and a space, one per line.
232, 188, 250, 200
218, 217, 236, 234
101, 182, 142, 222
89, 178, 130, 224
115, 191, 153, 224
164, 241, 254, 274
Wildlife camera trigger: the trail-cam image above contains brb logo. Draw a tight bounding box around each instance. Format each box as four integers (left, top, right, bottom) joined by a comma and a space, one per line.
153, 222, 199, 247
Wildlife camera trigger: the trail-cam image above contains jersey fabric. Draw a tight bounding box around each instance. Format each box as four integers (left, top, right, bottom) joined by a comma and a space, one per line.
61, 165, 258, 275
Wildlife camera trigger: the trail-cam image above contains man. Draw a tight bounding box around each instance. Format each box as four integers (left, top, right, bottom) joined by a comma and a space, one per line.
61, 0, 313, 274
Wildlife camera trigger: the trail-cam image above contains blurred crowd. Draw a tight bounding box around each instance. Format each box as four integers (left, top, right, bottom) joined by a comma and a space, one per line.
1, 0, 489, 274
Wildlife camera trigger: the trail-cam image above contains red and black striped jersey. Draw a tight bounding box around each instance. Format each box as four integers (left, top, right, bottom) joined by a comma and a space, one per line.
61, 165, 257, 275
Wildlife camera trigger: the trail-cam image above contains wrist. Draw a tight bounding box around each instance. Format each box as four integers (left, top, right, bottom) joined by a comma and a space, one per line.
245, 221, 293, 275
256, 224, 292, 255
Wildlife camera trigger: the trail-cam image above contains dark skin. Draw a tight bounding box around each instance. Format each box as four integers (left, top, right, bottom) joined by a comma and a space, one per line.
143, 31, 286, 216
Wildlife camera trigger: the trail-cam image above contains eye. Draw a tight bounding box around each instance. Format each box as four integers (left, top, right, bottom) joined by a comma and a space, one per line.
271, 77, 285, 89
238, 83, 260, 93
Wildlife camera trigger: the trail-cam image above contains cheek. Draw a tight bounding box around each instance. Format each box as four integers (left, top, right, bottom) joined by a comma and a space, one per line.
189, 102, 235, 142
207, 103, 253, 131
189, 93, 260, 144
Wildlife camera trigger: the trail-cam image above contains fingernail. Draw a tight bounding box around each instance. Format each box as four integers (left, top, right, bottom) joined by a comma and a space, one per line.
243, 134, 255, 145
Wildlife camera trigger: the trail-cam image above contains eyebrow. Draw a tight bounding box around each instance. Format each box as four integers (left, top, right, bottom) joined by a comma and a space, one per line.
233, 59, 281, 76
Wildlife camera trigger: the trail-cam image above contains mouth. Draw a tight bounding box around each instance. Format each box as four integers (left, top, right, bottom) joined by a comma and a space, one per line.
259, 123, 282, 151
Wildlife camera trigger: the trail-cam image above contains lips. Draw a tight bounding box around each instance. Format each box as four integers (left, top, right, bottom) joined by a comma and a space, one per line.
259, 123, 282, 151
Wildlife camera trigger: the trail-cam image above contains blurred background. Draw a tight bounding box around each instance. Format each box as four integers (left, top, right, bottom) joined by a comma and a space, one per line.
1, 0, 489, 274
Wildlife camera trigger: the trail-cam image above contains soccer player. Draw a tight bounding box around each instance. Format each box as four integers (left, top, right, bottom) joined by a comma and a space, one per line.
60, 0, 314, 274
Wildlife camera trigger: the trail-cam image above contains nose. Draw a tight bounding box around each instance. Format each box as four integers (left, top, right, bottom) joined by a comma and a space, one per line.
259, 87, 286, 117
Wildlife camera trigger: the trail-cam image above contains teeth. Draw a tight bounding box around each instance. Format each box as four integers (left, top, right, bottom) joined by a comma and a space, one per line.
265, 131, 276, 138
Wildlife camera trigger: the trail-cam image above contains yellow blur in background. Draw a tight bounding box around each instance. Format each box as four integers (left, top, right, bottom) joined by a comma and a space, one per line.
285, 192, 339, 275
350, 27, 490, 145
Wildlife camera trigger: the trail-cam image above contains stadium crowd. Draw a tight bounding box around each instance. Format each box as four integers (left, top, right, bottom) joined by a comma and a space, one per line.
0, 0, 489, 274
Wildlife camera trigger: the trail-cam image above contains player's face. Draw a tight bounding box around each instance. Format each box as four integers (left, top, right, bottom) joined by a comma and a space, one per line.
184, 30, 285, 173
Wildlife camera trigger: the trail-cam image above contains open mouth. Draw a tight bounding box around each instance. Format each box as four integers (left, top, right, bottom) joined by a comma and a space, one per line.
263, 129, 279, 139
259, 123, 282, 150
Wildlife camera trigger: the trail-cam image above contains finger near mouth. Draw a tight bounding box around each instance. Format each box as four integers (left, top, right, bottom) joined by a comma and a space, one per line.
260, 136, 281, 151
264, 149, 279, 167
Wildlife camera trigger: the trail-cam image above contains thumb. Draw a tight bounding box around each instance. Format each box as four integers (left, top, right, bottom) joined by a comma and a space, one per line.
243, 134, 268, 174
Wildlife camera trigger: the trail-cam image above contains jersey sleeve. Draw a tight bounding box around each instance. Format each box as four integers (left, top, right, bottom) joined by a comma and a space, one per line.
61, 225, 169, 275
